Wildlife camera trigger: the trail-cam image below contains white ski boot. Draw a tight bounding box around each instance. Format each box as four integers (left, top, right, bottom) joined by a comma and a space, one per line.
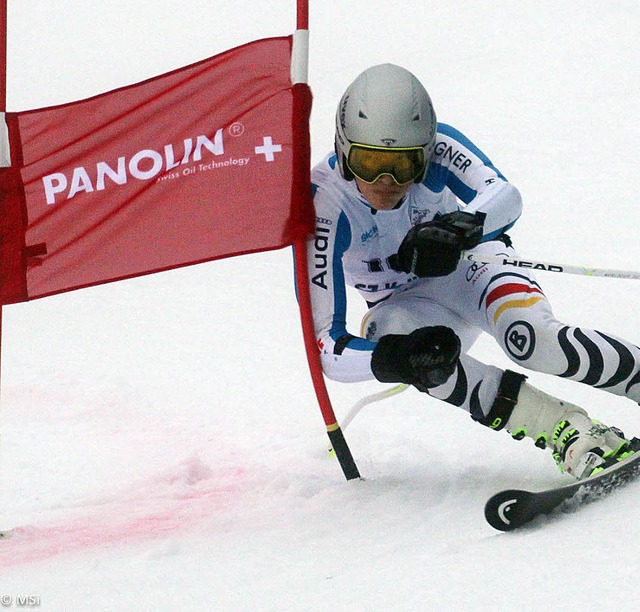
505, 382, 632, 480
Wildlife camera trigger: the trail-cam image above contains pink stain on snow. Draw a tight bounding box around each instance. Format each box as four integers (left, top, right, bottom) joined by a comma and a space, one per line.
0, 463, 246, 568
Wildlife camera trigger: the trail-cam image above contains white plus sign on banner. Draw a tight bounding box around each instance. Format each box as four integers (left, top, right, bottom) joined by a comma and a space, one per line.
254, 136, 282, 162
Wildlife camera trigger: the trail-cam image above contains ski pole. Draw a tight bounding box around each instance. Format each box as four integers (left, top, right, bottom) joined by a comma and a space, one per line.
341, 383, 409, 431
463, 252, 640, 281
327, 384, 409, 457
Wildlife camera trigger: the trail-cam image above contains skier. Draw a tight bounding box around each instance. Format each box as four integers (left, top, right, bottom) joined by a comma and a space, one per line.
309, 63, 640, 480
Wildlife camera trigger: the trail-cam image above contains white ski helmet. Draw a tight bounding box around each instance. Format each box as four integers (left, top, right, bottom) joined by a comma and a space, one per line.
335, 64, 437, 183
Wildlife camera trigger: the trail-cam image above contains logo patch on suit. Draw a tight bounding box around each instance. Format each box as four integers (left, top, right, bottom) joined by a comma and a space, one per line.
410, 206, 431, 225
505, 321, 536, 361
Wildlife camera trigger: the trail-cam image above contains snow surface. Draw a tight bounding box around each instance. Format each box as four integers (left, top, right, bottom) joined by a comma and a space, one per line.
2, 1, 640, 610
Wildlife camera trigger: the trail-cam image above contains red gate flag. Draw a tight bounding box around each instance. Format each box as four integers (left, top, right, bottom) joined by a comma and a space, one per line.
0, 36, 313, 304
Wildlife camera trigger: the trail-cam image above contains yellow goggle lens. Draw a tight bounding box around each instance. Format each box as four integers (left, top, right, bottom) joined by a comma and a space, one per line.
347, 145, 426, 185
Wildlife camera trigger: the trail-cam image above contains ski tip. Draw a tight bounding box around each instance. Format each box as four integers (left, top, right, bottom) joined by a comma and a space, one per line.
484, 489, 533, 532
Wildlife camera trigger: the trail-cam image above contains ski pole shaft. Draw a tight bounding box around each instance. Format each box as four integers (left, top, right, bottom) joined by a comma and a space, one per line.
341, 384, 409, 432
327, 384, 409, 457
463, 252, 640, 281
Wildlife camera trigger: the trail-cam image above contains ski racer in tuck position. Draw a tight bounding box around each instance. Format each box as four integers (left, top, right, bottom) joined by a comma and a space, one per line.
309, 63, 640, 480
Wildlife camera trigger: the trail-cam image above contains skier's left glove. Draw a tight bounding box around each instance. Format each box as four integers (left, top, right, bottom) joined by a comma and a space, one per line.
371, 326, 461, 392
397, 211, 485, 277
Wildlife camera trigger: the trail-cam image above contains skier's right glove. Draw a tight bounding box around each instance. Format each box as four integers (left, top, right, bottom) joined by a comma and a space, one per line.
397, 211, 485, 277
371, 326, 461, 392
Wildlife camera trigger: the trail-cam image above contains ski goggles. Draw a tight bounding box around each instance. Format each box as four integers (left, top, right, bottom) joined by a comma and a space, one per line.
346, 143, 427, 185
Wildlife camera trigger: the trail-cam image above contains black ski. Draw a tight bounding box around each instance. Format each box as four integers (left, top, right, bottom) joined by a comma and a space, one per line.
485, 451, 640, 531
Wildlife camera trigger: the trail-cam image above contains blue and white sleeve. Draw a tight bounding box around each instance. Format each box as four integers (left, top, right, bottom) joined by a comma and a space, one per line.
307, 188, 377, 383
428, 123, 523, 241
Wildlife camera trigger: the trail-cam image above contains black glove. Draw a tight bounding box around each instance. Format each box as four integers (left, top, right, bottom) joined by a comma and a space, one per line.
397, 211, 485, 277
371, 326, 461, 392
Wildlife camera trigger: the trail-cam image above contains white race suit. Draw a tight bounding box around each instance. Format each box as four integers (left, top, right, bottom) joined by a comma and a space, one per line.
308, 123, 640, 421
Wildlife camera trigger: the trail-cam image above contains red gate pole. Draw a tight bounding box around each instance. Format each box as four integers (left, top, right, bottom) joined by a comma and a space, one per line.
0, 0, 7, 395
292, 0, 360, 480
0, 0, 5, 109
